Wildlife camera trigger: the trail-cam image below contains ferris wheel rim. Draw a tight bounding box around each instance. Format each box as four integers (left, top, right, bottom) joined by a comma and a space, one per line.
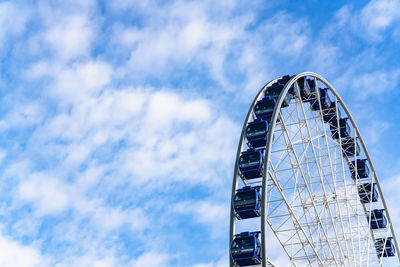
230, 72, 400, 267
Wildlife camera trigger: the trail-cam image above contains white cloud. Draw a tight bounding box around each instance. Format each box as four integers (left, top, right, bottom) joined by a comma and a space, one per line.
360, 0, 400, 40
120, 16, 242, 83
28, 60, 113, 104
109, 1, 311, 94
192, 256, 228, 267
131, 252, 171, 267
0, 231, 47, 267
4, 76, 238, 263
335, 68, 400, 99
109, 0, 152, 12
123, 113, 238, 186
15, 166, 149, 233
174, 199, 229, 236
361, 120, 390, 145
329, 0, 400, 42
25, 1, 97, 63
18, 172, 70, 215
308, 0, 400, 80
53, 252, 117, 267
43, 15, 94, 61
259, 13, 309, 55
0, 2, 29, 45
0, 102, 44, 132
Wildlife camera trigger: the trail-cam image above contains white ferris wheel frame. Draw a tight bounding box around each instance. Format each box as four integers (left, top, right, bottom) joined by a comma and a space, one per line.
229, 72, 400, 267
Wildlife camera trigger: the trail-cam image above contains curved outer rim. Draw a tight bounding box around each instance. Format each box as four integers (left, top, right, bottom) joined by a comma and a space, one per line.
229, 72, 400, 266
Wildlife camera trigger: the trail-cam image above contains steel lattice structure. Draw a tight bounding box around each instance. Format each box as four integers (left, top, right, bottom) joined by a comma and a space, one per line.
229, 72, 400, 267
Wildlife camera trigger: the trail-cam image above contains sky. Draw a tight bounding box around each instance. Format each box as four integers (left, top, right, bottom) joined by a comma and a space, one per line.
0, 0, 400, 266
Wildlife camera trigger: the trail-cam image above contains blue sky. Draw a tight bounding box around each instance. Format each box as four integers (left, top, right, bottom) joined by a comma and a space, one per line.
0, 0, 400, 266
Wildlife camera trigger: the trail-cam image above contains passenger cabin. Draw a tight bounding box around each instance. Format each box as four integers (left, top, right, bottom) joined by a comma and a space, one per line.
296, 77, 315, 102
375, 237, 396, 257
254, 97, 276, 121
264, 85, 291, 107
231, 232, 262, 266
341, 137, 360, 157
311, 88, 332, 111
245, 119, 268, 148
322, 102, 340, 124
330, 118, 351, 139
307, 78, 316, 91
233, 186, 261, 219
369, 209, 387, 229
350, 159, 370, 180
238, 149, 264, 179
358, 183, 378, 203
277, 75, 292, 85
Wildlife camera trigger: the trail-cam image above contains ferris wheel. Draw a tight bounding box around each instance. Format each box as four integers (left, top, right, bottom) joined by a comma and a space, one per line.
229, 72, 400, 267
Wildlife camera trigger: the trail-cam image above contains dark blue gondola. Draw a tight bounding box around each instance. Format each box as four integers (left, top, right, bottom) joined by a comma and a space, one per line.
233, 186, 261, 219
306, 79, 317, 92
231, 232, 262, 266
277, 75, 292, 85
358, 183, 378, 203
330, 118, 351, 139
264, 84, 291, 107
311, 88, 332, 111
238, 149, 264, 179
271, 75, 294, 88
245, 119, 268, 148
350, 159, 370, 180
254, 97, 276, 121
341, 137, 360, 157
375, 237, 396, 257
296, 77, 315, 102
322, 101, 341, 124
307, 78, 315, 90
369, 209, 387, 229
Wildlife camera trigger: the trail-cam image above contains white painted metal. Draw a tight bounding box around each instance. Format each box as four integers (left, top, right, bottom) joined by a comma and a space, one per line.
229, 72, 400, 267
